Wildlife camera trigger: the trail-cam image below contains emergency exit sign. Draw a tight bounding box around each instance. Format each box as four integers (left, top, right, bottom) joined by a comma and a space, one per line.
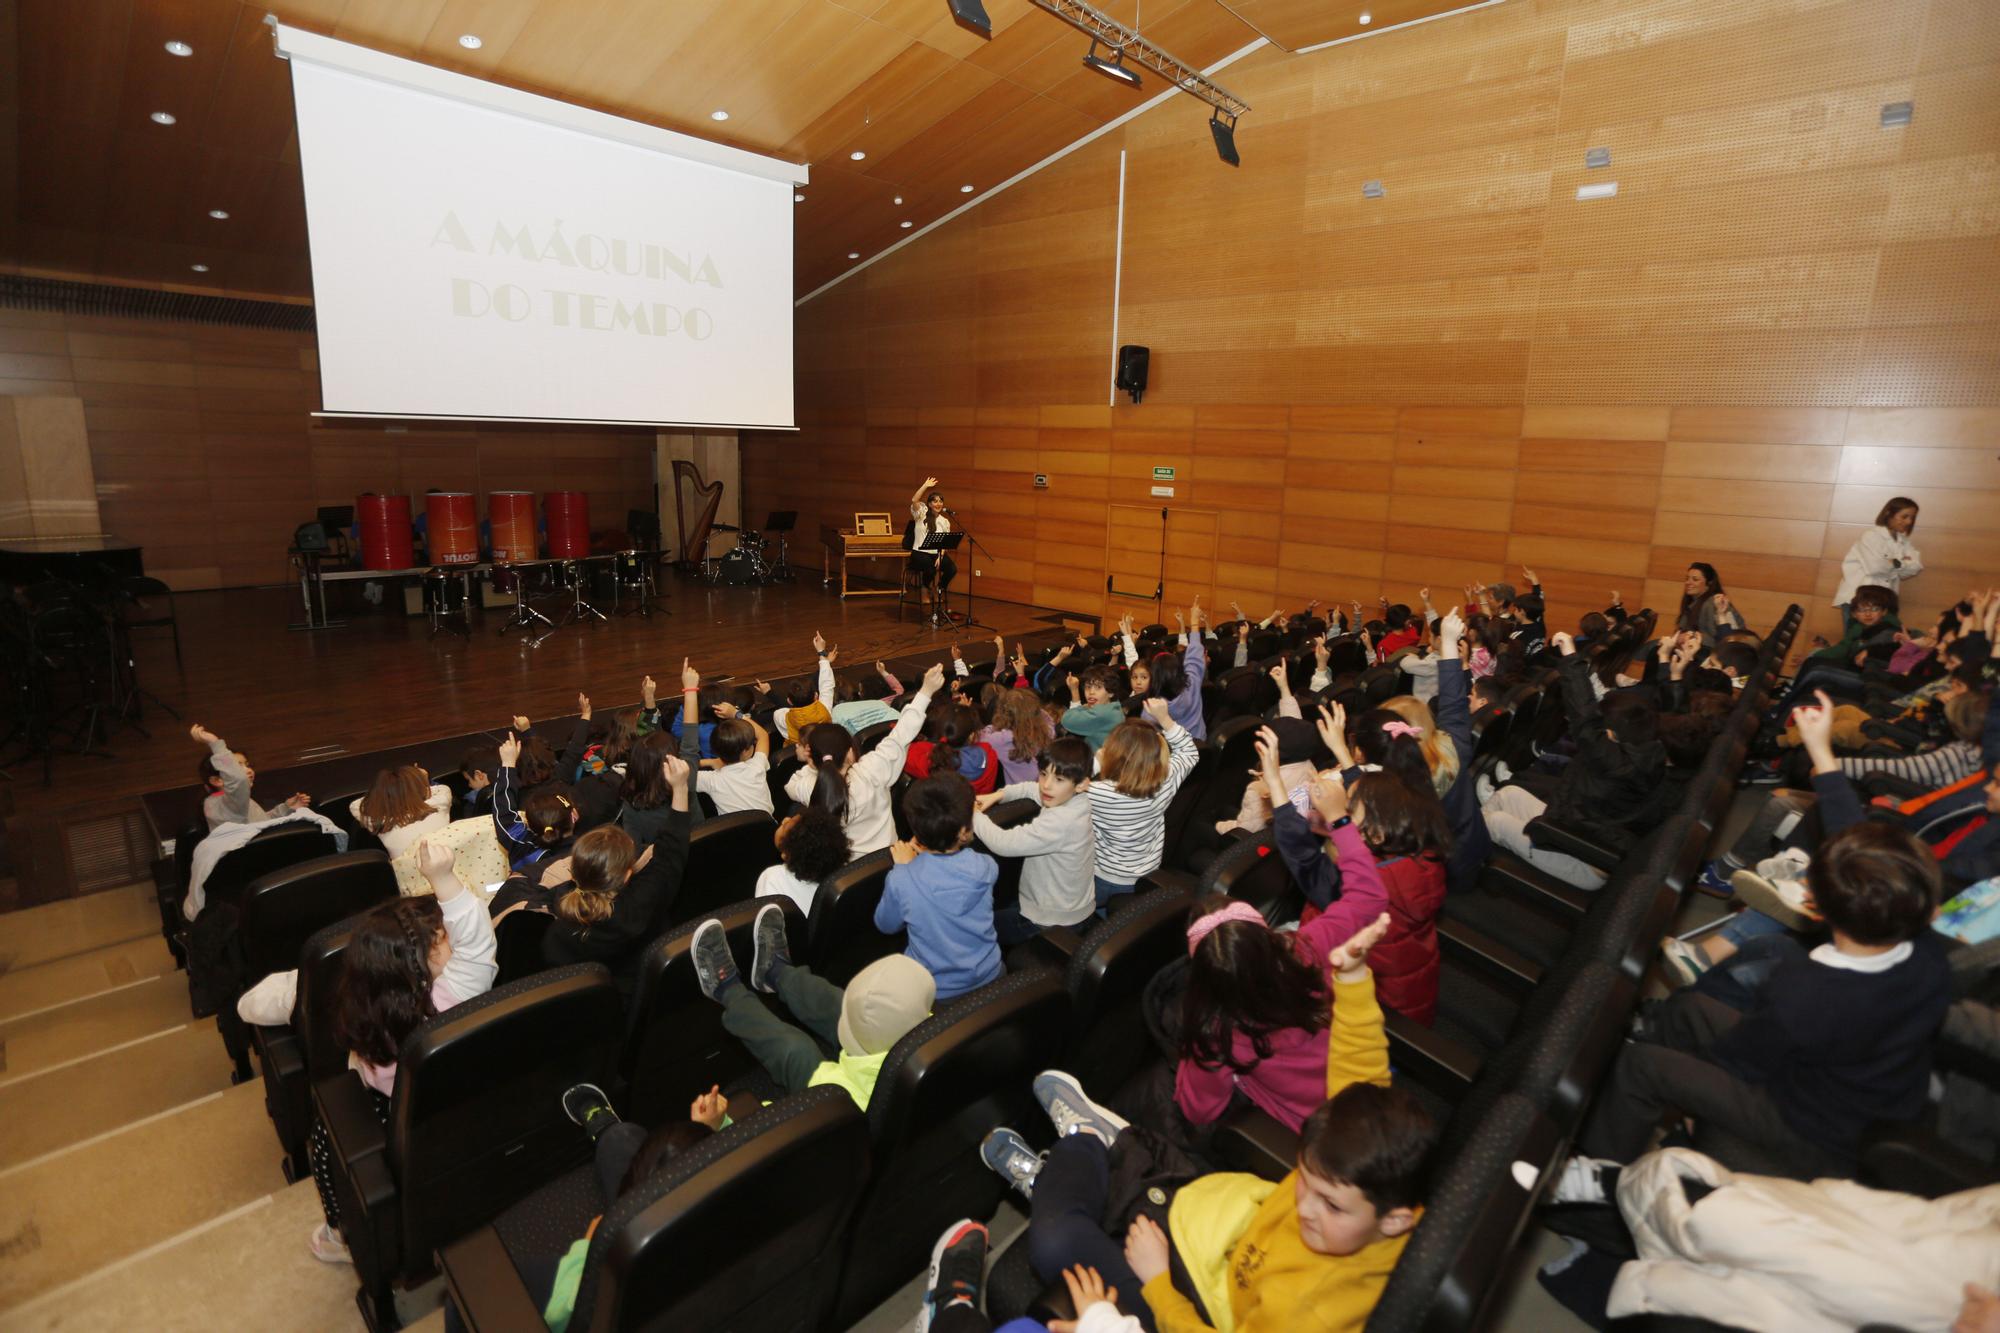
1152, 466, 1176, 481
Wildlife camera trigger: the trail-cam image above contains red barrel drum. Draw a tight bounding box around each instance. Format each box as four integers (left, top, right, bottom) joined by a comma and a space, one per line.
426, 492, 479, 565
357, 492, 413, 570
488, 490, 537, 562
545, 490, 590, 559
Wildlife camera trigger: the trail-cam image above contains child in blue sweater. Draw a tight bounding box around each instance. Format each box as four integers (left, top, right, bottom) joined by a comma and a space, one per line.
879, 773, 1002, 1001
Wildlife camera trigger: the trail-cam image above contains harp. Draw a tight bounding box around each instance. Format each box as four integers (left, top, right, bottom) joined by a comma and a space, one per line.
671, 459, 724, 568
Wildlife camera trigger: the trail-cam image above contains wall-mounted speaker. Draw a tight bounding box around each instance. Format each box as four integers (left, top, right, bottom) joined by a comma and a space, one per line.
945, 0, 993, 38
1116, 343, 1150, 404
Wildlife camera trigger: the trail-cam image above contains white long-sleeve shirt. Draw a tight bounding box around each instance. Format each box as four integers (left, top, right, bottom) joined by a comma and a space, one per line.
973, 784, 1096, 927
786, 687, 936, 856
1833, 526, 1923, 607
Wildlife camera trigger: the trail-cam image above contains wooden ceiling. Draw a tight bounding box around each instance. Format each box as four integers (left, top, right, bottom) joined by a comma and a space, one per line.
2, 0, 1481, 305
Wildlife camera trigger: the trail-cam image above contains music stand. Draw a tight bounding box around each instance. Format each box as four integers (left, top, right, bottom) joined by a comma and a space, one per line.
762, 510, 797, 581
916, 530, 963, 627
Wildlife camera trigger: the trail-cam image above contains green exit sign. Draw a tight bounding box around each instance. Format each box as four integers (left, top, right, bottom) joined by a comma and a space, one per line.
1152, 466, 1176, 481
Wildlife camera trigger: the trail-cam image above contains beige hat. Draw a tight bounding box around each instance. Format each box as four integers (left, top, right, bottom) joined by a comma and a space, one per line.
836, 954, 936, 1057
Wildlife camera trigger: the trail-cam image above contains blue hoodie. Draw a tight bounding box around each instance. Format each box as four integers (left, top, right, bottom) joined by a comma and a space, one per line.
877, 847, 1001, 1001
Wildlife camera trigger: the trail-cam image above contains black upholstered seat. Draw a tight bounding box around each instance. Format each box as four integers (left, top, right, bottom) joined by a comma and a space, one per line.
659, 809, 780, 931
806, 848, 901, 987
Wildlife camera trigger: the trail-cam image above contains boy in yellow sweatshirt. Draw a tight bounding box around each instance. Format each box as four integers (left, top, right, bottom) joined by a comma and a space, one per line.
979, 913, 1434, 1333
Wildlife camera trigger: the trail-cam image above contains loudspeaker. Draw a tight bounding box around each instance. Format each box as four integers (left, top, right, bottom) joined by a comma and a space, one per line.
1116, 344, 1150, 404
945, 0, 993, 37
293, 521, 329, 554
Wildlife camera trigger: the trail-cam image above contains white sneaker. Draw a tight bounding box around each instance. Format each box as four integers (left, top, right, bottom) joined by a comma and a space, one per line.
1730, 870, 1818, 932
1548, 1155, 1617, 1206
308, 1222, 351, 1264
1659, 936, 1711, 989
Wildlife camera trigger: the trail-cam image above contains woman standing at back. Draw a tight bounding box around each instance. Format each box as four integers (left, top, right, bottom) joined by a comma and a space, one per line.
1833, 496, 1923, 632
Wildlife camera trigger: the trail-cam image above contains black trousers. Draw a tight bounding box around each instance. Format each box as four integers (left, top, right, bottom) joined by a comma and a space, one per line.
911, 552, 957, 596
1579, 990, 1849, 1180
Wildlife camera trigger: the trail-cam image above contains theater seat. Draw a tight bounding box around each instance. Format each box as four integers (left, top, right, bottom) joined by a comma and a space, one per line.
1158, 741, 1220, 872
832, 968, 1070, 1327
1059, 886, 1192, 1102
1364, 1093, 1564, 1333
620, 896, 809, 1125
1201, 831, 1300, 925
492, 908, 555, 986
218, 851, 395, 1082
315, 964, 624, 1331
253, 917, 361, 1181
806, 849, 901, 986
659, 810, 780, 930
441, 1086, 869, 1333
203, 823, 344, 913
851, 718, 895, 754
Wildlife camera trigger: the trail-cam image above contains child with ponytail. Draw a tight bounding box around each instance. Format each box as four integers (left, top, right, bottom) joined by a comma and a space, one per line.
309, 837, 496, 1263
786, 662, 948, 856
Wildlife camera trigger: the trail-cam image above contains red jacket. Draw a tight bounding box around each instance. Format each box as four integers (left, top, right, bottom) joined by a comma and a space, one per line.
903, 740, 1002, 795
1298, 853, 1445, 1025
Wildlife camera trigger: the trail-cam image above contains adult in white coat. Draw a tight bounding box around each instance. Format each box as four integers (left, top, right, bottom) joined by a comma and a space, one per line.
1833, 496, 1922, 630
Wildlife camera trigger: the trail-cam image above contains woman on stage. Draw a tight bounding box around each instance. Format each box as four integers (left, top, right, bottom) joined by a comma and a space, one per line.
909, 475, 957, 625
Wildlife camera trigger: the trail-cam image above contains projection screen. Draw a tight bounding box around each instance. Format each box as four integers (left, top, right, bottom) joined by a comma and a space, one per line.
274, 24, 804, 429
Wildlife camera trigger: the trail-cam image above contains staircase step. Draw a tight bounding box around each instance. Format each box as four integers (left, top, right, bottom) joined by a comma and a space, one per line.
0, 1024, 231, 1172
0, 884, 160, 976
0, 975, 194, 1081
0, 936, 179, 1025
0, 1082, 283, 1315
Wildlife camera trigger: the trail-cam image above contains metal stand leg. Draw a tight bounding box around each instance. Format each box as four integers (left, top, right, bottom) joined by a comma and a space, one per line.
558, 560, 608, 628
497, 564, 555, 641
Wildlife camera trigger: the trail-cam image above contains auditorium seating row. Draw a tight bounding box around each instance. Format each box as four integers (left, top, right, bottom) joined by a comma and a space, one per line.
157, 613, 1996, 1330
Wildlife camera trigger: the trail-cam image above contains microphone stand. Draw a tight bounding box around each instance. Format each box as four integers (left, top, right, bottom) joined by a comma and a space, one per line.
956, 521, 995, 633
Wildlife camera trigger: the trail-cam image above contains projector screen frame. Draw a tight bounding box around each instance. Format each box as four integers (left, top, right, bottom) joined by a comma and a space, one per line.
269, 21, 808, 191
311, 412, 798, 431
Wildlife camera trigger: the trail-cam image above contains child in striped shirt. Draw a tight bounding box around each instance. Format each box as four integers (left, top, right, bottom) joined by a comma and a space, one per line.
1086, 697, 1200, 910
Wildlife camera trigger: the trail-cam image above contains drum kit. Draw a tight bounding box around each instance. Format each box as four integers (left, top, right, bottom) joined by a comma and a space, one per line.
706, 511, 796, 587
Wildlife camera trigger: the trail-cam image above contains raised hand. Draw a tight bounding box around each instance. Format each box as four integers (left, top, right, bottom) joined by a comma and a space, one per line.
690, 1084, 728, 1130
950, 643, 964, 661
1791, 689, 1838, 762
512, 714, 531, 733
1328, 911, 1392, 978
812, 629, 827, 654
286, 792, 312, 810
825, 644, 839, 665
921, 662, 947, 695
577, 691, 592, 720
1714, 592, 1731, 615
189, 723, 219, 745
499, 731, 522, 766
416, 838, 454, 881
1118, 613, 1135, 637
1141, 696, 1173, 727
641, 675, 657, 708
1439, 607, 1465, 644
1253, 725, 1285, 786
1268, 661, 1291, 695
1521, 566, 1538, 587
681, 657, 700, 691
1308, 770, 1349, 823
1549, 631, 1576, 656
921, 475, 939, 490
753, 679, 771, 695
712, 700, 739, 720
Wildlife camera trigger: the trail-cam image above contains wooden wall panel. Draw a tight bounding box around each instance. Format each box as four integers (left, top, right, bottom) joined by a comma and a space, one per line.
746, 0, 1997, 655
0, 307, 656, 591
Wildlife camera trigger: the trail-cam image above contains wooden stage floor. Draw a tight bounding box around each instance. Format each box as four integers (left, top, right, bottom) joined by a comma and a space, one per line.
1, 571, 1086, 905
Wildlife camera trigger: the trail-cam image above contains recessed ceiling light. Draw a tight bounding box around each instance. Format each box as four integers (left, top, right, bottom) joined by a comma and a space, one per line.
960, 184, 975, 193
190, 263, 209, 272
150, 111, 177, 125
900, 220, 913, 228
848, 252, 860, 259
208, 208, 230, 219
893, 195, 904, 205
1358, 11, 1372, 24
711, 109, 730, 122
164, 40, 194, 57
458, 33, 483, 49
795, 193, 805, 202
850, 150, 866, 161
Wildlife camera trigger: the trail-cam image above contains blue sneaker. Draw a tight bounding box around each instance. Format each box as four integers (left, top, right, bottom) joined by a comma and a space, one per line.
979, 1127, 1045, 1201
1033, 1070, 1129, 1146
1691, 859, 1736, 899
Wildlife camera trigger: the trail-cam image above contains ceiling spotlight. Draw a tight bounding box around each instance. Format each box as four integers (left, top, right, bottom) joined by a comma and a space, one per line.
795, 193, 805, 202
165, 40, 194, 57
900, 220, 913, 228
711, 109, 730, 121
1209, 112, 1240, 167
458, 33, 483, 49
850, 150, 866, 161
208, 208, 230, 219
960, 184, 974, 193
893, 195, 904, 205
190, 263, 210, 272
150, 111, 177, 125
848, 252, 860, 259
1083, 40, 1142, 89
944, 0, 993, 39
1358, 11, 1372, 24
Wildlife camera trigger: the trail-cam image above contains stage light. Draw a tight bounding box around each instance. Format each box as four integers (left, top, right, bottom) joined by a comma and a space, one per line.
165, 40, 193, 57
1209, 112, 1240, 167
1083, 40, 1142, 89
151, 111, 177, 125
208, 208, 230, 219
945, 0, 994, 38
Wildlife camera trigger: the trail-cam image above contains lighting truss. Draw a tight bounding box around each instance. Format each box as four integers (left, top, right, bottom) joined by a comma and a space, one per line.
1024, 0, 1251, 121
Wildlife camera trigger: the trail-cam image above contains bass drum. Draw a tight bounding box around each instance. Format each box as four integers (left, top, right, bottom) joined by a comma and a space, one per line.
715, 548, 765, 585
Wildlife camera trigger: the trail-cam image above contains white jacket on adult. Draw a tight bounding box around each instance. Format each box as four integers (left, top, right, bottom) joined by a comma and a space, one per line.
785, 684, 935, 856
1607, 1147, 2000, 1333
1832, 525, 1922, 607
